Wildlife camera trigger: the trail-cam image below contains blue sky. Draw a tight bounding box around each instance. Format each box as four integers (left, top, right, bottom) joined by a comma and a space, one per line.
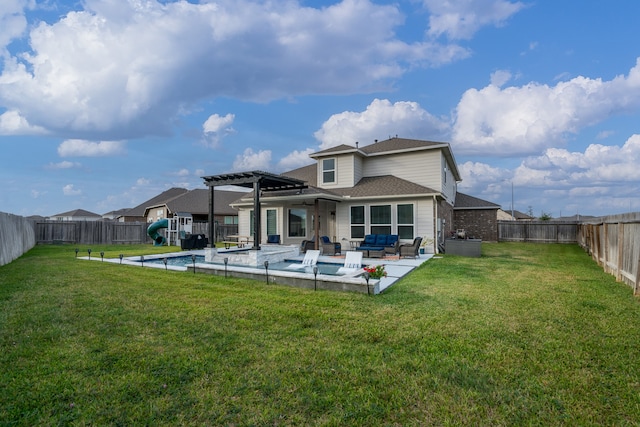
1, 0, 640, 218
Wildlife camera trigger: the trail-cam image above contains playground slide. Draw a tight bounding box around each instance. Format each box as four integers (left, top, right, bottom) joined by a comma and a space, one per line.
147, 218, 168, 246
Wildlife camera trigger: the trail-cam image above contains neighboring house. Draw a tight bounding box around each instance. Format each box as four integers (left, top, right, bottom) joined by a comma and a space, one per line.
454, 193, 501, 242
215, 137, 462, 253
142, 188, 247, 224
120, 187, 189, 222
49, 208, 102, 221
102, 208, 130, 221
497, 209, 535, 221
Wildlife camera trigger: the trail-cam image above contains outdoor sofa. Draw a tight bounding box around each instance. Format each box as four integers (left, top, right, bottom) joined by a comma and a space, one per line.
355, 234, 399, 258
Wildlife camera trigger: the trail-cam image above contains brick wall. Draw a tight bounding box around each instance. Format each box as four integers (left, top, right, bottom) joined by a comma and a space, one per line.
454, 209, 498, 242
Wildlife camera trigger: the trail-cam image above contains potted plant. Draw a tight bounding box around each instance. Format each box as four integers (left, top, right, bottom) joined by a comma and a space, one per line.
363, 265, 387, 279
420, 237, 435, 254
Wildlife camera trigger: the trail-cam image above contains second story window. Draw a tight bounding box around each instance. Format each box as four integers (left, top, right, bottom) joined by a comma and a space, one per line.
322, 158, 336, 184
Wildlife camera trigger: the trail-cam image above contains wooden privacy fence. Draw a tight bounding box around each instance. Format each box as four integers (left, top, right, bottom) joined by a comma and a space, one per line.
36, 221, 238, 245
498, 220, 578, 243
578, 213, 640, 295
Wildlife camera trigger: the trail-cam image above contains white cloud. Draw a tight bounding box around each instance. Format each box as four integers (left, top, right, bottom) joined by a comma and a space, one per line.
314, 98, 450, 149
0, 0, 31, 54
0, 0, 469, 140
452, 58, 640, 156
57, 139, 126, 157
458, 161, 509, 190
173, 168, 190, 177
276, 148, 315, 172
232, 147, 271, 171
136, 178, 150, 187
47, 160, 81, 169
519, 134, 640, 185
0, 110, 47, 135
596, 130, 615, 140
62, 184, 82, 196
490, 69, 512, 87
460, 134, 640, 215
202, 113, 235, 147
424, 0, 526, 40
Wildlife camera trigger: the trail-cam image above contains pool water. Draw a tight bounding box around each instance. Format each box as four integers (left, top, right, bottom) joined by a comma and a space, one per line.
145, 255, 343, 275
146, 255, 205, 267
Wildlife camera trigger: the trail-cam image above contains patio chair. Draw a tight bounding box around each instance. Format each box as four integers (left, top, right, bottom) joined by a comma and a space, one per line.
399, 237, 422, 258
336, 251, 363, 275
320, 235, 341, 255
301, 236, 316, 253
286, 250, 320, 270
267, 234, 280, 244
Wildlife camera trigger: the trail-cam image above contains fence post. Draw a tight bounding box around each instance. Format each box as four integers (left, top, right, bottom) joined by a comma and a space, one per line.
635, 256, 640, 296
617, 223, 624, 281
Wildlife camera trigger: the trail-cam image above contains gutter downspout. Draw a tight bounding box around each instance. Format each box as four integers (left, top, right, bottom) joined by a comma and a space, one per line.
433, 194, 439, 254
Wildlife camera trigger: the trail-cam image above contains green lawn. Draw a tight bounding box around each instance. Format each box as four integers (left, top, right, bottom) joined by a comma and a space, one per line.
1, 243, 639, 425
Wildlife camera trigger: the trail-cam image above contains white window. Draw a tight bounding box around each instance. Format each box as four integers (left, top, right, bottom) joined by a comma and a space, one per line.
370, 205, 391, 235
322, 158, 336, 184
397, 204, 414, 239
350, 206, 365, 238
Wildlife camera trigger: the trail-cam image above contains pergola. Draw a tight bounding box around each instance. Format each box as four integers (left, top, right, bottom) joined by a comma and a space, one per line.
202, 171, 307, 249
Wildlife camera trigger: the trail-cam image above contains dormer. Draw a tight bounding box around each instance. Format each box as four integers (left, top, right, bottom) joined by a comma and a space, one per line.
309, 143, 365, 189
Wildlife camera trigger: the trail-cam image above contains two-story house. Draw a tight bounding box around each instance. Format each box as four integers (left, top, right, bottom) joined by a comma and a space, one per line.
206, 137, 461, 254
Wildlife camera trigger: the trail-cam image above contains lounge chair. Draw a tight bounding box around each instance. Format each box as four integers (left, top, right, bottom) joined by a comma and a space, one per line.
286, 250, 320, 270
336, 251, 363, 275
399, 237, 423, 258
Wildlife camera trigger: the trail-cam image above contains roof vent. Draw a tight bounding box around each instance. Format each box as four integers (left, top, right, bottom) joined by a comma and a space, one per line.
355, 141, 359, 148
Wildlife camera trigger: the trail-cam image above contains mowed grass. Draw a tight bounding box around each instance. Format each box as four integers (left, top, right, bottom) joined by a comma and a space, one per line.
1, 243, 639, 425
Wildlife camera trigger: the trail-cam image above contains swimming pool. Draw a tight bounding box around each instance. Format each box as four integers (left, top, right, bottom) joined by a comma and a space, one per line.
145, 255, 343, 275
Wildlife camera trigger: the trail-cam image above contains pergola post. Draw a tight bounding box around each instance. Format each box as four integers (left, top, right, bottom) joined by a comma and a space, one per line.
253, 179, 261, 250
209, 185, 215, 247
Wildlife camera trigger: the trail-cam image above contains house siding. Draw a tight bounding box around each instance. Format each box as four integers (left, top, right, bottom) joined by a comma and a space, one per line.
363, 151, 442, 191
317, 155, 356, 189
416, 197, 435, 244
454, 209, 498, 242
353, 155, 364, 186
441, 153, 457, 205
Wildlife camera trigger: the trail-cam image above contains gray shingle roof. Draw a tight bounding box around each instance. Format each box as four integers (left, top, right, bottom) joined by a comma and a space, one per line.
143, 188, 247, 216
52, 208, 101, 218
281, 163, 317, 186
125, 187, 189, 217
359, 137, 446, 154
330, 175, 438, 198
454, 192, 500, 209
